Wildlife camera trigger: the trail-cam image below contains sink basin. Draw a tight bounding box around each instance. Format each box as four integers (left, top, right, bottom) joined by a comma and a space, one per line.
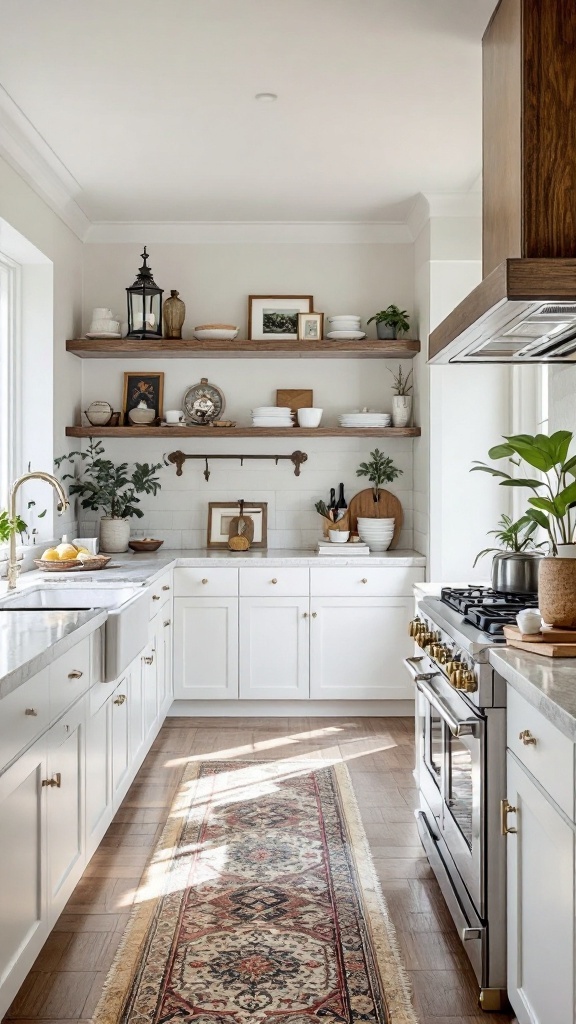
0, 585, 149, 681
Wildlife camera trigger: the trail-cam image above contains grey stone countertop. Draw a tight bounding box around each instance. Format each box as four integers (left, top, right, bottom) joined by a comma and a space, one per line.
0, 608, 107, 701
490, 647, 576, 742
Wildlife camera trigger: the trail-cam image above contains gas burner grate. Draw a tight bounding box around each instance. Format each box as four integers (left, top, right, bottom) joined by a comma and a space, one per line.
440, 586, 538, 636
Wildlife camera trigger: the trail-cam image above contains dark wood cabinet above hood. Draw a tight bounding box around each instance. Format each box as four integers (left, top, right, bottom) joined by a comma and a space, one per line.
430, 0, 576, 364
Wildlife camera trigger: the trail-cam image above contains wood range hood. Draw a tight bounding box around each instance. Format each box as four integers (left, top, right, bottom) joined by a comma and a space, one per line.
429, 0, 576, 364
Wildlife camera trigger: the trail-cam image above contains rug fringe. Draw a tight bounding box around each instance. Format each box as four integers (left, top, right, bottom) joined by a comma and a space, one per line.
334, 762, 420, 1024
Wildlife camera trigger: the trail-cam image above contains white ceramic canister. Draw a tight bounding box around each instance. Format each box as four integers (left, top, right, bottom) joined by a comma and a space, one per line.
392, 395, 412, 428
99, 517, 130, 553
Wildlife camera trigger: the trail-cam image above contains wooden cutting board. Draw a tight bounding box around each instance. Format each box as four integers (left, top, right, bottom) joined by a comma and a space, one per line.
347, 488, 403, 549
277, 389, 313, 426
504, 625, 576, 657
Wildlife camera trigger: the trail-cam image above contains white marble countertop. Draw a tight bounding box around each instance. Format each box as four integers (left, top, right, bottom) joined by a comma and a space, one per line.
0, 608, 107, 701
490, 647, 576, 742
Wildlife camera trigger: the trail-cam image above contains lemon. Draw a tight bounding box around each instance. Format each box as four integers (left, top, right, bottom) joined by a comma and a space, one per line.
41, 547, 60, 561
76, 546, 90, 554
56, 542, 79, 561
76, 551, 96, 563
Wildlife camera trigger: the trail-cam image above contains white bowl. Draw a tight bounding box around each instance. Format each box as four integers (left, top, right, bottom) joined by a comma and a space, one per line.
327, 331, 366, 340
360, 538, 393, 551
252, 417, 293, 427
297, 408, 323, 427
327, 318, 360, 327
329, 530, 350, 543
357, 517, 394, 524
328, 315, 361, 322
90, 319, 120, 332
252, 407, 292, 416
193, 328, 239, 340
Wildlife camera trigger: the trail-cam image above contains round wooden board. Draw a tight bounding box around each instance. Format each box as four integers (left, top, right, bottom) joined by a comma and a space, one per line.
347, 488, 403, 548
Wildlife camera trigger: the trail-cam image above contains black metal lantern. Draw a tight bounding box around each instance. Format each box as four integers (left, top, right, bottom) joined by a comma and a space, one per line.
126, 247, 164, 339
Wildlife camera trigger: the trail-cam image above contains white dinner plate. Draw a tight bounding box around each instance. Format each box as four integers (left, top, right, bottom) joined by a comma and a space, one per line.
326, 331, 366, 340
85, 332, 122, 339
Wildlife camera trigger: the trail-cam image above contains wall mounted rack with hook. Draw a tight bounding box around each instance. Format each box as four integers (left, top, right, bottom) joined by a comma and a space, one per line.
166, 450, 308, 480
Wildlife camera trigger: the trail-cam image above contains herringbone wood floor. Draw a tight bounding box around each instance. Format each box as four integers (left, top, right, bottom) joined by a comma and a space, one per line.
3, 717, 514, 1024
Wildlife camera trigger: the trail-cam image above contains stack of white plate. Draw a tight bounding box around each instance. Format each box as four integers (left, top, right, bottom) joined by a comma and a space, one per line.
357, 517, 395, 551
252, 406, 293, 427
338, 411, 392, 427
327, 315, 365, 341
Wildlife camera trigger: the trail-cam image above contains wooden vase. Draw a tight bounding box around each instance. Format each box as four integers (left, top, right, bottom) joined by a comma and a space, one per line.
539, 557, 576, 628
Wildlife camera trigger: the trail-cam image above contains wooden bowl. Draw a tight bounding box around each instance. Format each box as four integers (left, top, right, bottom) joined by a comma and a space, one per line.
128, 539, 164, 552
34, 555, 112, 572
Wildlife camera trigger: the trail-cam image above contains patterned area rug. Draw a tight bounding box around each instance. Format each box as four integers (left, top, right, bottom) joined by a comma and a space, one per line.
93, 760, 418, 1024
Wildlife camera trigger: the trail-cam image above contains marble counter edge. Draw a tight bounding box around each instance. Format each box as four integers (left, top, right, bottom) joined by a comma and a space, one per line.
489, 648, 576, 742
0, 609, 107, 701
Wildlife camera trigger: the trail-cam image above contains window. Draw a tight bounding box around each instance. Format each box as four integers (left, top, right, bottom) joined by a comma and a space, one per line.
0, 253, 21, 503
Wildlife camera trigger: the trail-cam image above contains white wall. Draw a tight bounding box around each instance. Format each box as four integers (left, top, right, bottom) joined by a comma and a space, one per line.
78, 241, 418, 549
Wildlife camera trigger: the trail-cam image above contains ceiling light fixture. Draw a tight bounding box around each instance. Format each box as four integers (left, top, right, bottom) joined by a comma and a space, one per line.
255, 92, 278, 102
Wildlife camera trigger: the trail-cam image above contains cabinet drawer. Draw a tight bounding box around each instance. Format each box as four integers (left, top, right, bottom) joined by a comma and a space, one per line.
148, 572, 173, 617
50, 638, 90, 722
507, 686, 575, 819
310, 566, 423, 597
240, 567, 309, 597
0, 668, 51, 771
174, 567, 238, 597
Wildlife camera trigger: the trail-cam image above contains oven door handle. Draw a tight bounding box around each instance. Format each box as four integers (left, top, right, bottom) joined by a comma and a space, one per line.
404, 655, 440, 683
411, 672, 481, 739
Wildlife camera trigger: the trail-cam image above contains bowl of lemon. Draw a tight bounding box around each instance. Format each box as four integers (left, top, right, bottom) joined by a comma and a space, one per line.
35, 542, 111, 572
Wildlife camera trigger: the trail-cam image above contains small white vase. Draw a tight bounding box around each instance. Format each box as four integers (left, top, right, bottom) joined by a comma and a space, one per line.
99, 516, 130, 553
556, 543, 576, 559
392, 395, 412, 428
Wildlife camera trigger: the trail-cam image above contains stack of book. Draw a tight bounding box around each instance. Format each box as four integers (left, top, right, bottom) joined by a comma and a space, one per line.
316, 540, 370, 556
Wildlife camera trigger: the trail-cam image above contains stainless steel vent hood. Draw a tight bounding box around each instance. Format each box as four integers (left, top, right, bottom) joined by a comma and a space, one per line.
430, 0, 576, 364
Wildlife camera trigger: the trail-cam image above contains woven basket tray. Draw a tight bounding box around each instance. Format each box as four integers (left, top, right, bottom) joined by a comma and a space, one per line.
34, 555, 111, 572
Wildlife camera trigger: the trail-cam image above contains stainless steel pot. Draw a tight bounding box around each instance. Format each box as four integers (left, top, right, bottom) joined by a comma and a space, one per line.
491, 551, 543, 594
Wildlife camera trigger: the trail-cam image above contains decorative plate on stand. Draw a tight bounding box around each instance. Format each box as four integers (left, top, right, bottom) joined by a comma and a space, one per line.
183, 377, 225, 424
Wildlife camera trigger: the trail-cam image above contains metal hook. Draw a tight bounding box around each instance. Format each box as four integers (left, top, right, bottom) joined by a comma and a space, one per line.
204, 457, 210, 482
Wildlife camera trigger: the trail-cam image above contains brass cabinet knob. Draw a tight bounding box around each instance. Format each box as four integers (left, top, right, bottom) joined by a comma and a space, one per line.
361, 578, 368, 584
519, 729, 537, 746
142, 655, 154, 665
303, 612, 309, 618
312, 611, 318, 618
42, 773, 61, 789
114, 694, 127, 705
501, 798, 517, 835
271, 578, 278, 584
68, 669, 83, 679
162, 584, 170, 591
25, 708, 38, 716
152, 594, 160, 601
201, 578, 208, 584
164, 619, 171, 627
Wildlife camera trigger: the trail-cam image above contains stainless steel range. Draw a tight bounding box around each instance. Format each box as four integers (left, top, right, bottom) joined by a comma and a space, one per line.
404, 586, 538, 1013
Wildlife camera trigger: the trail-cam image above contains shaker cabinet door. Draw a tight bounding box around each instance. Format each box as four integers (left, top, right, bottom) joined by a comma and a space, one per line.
174, 598, 238, 700
46, 697, 86, 918
239, 597, 309, 699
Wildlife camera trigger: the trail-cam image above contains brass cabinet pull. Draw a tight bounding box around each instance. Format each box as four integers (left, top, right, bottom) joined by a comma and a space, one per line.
152, 594, 160, 601
312, 611, 318, 618
164, 619, 171, 627
201, 578, 208, 584
271, 578, 278, 584
142, 655, 154, 665
501, 798, 517, 835
42, 773, 61, 789
519, 729, 537, 746
162, 584, 170, 591
303, 612, 308, 618
25, 708, 38, 716
114, 694, 127, 705
361, 578, 368, 584
68, 669, 83, 679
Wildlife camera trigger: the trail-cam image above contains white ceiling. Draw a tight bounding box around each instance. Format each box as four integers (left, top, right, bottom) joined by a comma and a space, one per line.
0, 0, 496, 225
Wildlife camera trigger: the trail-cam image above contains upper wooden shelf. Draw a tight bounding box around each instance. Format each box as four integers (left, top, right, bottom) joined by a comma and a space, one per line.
65, 426, 421, 439
66, 338, 420, 359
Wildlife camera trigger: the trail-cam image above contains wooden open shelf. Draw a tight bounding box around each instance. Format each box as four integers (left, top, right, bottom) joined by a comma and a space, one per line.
65, 426, 421, 439
66, 338, 420, 359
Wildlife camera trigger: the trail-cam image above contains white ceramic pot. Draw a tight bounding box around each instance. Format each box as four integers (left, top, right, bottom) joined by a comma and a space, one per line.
392, 395, 412, 428
556, 544, 576, 558
99, 517, 130, 553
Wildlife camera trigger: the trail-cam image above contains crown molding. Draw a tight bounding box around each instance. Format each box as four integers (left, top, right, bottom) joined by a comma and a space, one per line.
84, 220, 413, 245
0, 85, 90, 241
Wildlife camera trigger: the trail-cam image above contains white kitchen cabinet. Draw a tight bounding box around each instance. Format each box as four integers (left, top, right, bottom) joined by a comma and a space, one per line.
174, 597, 238, 699
0, 734, 47, 1005
141, 634, 159, 739
309, 596, 415, 700
127, 655, 144, 765
239, 597, 309, 699
111, 683, 130, 799
45, 696, 86, 917
159, 612, 173, 714
85, 693, 111, 854
506, 752, 575, 1024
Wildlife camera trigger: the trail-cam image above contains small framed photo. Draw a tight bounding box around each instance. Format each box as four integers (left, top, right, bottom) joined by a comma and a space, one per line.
122, 372, 164, 425
207, 501, 268, 548
298, 312, 324, 341
248, 295, 313, 341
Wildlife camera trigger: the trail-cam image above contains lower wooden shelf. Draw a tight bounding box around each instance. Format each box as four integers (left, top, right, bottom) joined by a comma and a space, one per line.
65, 426, 421, 438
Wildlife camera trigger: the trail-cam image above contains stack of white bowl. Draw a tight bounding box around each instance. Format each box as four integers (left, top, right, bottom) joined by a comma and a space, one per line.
252, 406, 293, 427
86, 307, 121, 339
357, 517, 395, 551
327, 315, 366, 340
339, 411, 392, 427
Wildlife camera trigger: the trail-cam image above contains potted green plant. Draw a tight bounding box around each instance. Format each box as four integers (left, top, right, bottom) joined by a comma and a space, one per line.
473, 513, 545, 593
55, 438, 163, 553
389, 365, 413, 427
471, 430, 576, 625
355, 449, 403, 549
367, 304, 410, 340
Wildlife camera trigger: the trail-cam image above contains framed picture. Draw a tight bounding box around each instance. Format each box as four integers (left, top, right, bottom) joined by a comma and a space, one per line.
248, 295, 313, 341
298, 312, 324, 341
207, 501, 268, 548
122, 372, 164, 425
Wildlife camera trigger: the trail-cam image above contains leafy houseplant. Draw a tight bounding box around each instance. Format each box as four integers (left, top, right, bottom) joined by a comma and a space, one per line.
356, 449, 403, 513
55, 438, 163, 553
389, 364, 413, 427
471, 430, 576, 555
367, 305, 410, 340
390, 365, 413, 396
473, 513, 545, 567
0, 510, 27, 545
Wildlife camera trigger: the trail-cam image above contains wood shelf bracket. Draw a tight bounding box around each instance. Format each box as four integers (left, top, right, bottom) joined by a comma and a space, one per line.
166, 449, 309, 480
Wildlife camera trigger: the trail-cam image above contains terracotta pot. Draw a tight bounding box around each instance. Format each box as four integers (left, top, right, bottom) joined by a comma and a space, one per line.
538, 556, 576, 628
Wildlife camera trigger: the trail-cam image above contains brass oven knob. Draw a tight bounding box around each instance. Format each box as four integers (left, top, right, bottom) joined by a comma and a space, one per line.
446, 660, 462, 675
450, 668, 466, 688
519, 729, 537, 746
408, 618, 422, 637
462, 671, 477, 693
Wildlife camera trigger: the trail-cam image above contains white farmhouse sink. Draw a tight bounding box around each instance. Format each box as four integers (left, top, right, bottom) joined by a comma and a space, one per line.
0, 585, 149, 681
